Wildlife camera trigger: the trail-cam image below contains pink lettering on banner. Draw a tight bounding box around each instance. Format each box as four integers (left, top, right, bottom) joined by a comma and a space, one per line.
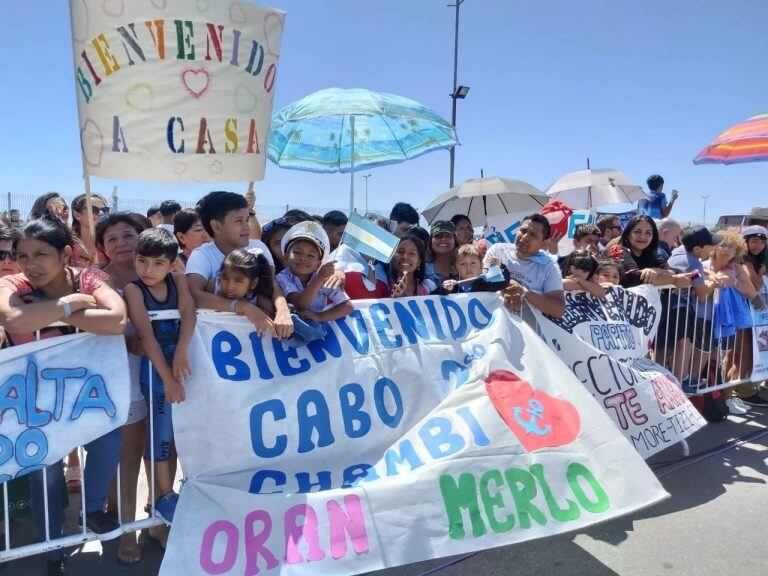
200, 520, 239, 574
198, 495, 371, 574
284, 504, 325, 564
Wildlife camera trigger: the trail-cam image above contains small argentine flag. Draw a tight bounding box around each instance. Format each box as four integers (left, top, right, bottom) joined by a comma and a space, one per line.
340, 212, 400, 263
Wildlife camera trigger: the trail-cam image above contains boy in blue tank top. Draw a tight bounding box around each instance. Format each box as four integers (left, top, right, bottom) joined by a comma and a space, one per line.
124, 228, 196, 524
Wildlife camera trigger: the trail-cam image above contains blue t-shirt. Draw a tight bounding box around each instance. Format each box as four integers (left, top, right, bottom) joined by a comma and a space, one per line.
637, 191, 667, 219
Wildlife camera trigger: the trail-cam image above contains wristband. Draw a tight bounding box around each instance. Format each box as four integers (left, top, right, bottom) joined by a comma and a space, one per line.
521, 287, 529, 299
229, 299, 239, 313
59, 298, 72, 318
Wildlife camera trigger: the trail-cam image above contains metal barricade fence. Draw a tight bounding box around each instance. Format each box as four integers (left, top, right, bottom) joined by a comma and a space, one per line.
652, 285, 762, 396
0, 310, 181, 563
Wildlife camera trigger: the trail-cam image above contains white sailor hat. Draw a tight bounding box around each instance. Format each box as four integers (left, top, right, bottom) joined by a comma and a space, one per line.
280, 220, 331, 263
741, 225, 768, 240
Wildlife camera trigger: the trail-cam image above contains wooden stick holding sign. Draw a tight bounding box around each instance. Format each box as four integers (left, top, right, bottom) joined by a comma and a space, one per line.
246, 181, 262, 240
82, 173, 100, 265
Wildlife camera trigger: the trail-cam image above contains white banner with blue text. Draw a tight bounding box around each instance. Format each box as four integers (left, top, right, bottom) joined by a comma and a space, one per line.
162, 294, 667, 576
531, 286, 706, 458
0, 333, 130, 482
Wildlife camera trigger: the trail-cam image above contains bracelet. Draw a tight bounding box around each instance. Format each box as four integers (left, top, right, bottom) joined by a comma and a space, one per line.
229, 299, 239, 313
521, 287, 529, 299
59, 298, 72, 318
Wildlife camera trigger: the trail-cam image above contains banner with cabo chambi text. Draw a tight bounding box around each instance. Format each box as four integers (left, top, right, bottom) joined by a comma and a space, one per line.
531, 286, 706, 459
69, 0, 284, 181
0, 333, 130, 482
161, 294, 667, 576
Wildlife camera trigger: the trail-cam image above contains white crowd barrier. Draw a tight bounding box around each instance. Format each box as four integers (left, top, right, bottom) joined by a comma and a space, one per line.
649, 285, 766, 396
0, 312, 182, 564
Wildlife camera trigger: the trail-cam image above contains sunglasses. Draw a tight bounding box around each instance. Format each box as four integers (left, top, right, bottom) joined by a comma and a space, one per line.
0, 250, 15, 261
85, 206, 110, 215
262, 216, 288, 235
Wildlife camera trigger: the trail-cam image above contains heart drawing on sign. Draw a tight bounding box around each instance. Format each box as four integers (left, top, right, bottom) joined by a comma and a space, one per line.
484, 369, 580, 452
181, 68, 211, 99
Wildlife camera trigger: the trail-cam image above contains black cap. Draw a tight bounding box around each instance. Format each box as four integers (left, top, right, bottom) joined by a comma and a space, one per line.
682, 226, 723, 250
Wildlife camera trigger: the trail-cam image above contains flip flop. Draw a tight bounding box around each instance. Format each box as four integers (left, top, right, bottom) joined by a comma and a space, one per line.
65, 465, 81, 493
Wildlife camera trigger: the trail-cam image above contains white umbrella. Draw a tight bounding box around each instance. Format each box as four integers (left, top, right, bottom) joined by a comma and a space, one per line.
422, 176, 548, 225
545, 169, 646, 209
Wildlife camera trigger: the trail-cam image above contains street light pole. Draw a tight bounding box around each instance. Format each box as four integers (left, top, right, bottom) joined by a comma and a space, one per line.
448, 0, 465, 188
363, 174, 372, 214
701, 195, 711, 225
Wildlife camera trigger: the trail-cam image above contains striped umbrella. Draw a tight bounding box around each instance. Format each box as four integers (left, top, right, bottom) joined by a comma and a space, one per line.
694, 113, 768, 165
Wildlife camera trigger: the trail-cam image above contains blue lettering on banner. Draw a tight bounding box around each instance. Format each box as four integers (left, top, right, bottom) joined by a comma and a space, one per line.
368, 303, 403, 349
0, 359, 115, 480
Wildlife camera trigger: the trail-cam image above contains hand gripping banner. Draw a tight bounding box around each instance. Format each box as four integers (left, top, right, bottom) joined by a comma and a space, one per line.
161, 294, 667, 576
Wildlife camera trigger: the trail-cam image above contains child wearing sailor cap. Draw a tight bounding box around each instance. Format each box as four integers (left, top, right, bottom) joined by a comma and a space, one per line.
276, 221, 353, 346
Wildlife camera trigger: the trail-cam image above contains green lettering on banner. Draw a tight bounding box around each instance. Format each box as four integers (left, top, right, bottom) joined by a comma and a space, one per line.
567, 462, 610, 513
439, 473, 486, 540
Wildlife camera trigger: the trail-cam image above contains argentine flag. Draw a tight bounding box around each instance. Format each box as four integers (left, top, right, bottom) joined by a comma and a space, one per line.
340, 212, 400, 263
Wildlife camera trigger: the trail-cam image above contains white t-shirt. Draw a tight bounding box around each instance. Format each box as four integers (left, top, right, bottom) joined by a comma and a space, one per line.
483, 243, 563, 294
185, 239, 273, 282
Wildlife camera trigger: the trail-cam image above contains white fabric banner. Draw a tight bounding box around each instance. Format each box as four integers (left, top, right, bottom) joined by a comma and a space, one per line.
0, 333, 130, 482
69, 0, 284, 182
751, 278, 768, 381
531, 286, 706, 458
161, 295, 667, 576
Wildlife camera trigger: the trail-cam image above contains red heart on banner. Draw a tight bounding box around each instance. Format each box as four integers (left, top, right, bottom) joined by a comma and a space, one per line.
484, 370, 581, 452
182, 68, 211, 99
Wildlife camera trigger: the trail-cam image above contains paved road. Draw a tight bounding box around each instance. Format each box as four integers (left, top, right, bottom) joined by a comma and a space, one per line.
5, 406, 768, 576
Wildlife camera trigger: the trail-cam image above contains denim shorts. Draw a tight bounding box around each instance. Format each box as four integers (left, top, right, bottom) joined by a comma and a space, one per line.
140, 351, 175, 462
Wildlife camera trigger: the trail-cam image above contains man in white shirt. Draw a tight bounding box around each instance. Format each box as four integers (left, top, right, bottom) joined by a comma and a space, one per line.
483, 214, 565, 318
186, 191, 293, 338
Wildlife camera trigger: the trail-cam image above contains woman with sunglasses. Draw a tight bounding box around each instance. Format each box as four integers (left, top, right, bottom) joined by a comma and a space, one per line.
71, 193, 110, 265
29, 192, 70, 224
0, 215, 126, 576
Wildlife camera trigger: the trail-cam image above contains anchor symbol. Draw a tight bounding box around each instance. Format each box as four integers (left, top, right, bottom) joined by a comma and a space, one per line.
513, 399, 551, 436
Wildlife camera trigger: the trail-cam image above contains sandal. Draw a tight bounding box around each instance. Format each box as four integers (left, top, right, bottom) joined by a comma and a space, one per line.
65, 465, 81, 493
116, 538, 142, 565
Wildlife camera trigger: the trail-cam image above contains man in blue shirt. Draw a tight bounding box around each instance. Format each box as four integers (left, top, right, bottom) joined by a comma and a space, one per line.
638, 174, 678, 219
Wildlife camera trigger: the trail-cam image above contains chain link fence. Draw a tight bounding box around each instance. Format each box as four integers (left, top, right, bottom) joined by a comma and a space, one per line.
0, 192, 386, 224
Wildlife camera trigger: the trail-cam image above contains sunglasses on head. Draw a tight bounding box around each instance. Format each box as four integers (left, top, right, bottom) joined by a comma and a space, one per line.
0, 250, 15, 261
262, 216, 288, 235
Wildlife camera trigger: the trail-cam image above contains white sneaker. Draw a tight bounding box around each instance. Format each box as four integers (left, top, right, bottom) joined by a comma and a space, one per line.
733, 397, 751, 412
726, 398, 748, 415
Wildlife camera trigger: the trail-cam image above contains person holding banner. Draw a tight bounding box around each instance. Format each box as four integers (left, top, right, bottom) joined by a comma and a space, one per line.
71, 193, 109, 265
389, 233, 437, 297
483, 214, 565, 318
425, 221, 459, 288
186, 192, 293, 338
0, 216, 127, 575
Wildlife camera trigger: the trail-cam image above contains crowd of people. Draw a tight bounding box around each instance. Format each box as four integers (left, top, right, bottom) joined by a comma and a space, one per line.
0, 173, 766, 575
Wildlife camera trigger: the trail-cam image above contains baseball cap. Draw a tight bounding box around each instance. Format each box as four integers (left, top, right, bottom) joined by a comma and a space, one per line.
681, 226, 723, 249
430, 220, 456, 236
741, 225, 768, 240
281, 220, 331, 262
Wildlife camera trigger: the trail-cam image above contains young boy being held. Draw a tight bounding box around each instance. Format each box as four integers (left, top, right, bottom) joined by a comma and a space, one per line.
123, 228, 196, 523
441, 244, 508, 293
186, 191, 292, 338
277, 222, 352, 342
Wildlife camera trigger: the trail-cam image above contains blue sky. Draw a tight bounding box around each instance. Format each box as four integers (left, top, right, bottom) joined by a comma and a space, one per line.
3, 0, 768, 223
